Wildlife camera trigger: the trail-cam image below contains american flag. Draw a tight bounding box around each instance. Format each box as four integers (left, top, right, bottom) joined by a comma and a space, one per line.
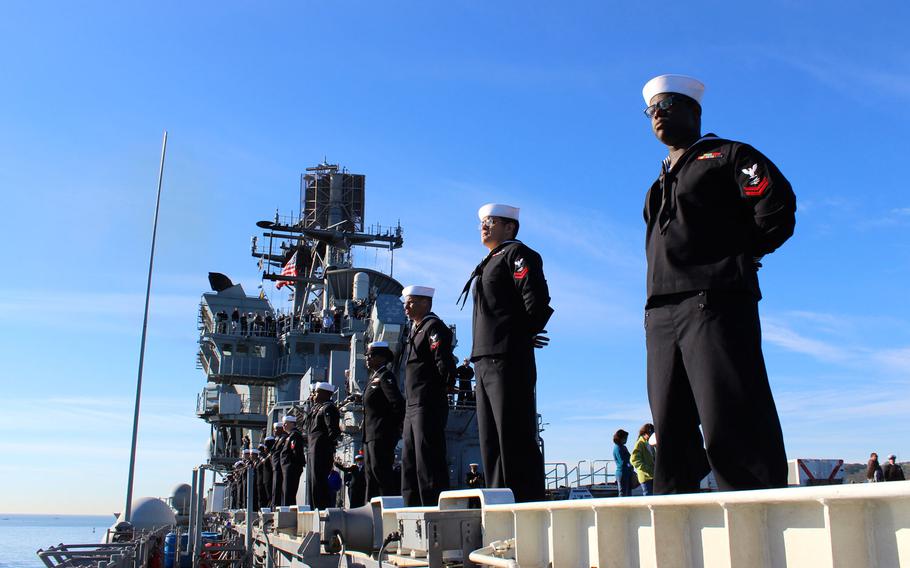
276, 251, 298, 289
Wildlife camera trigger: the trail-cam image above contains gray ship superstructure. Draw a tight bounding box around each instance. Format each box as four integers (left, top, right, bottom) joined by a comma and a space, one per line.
195, 162, 482, 506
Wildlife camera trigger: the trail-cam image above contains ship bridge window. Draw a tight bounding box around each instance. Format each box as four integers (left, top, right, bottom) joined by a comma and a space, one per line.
222, 344, 233, 356
236, 344, 249, 356
252, 345, 267, 358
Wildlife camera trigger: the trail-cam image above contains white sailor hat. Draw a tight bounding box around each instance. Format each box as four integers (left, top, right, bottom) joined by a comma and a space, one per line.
272, 421, 281, 429
250, 448, 260, 455
282, 415, 297, 423
354, 454, 364, 460
242, 448, 252, 454
314, 381, 337, 393
401, 285, 434, 298
478, 203, 519, 222
264, 436, 276, 442
642, 74, 705, 105
469, 463, 479, 467
368, 340, 390, 349
233, 460, 243, 467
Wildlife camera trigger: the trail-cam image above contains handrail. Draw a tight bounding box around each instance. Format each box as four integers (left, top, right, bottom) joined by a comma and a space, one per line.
197, 390, 276, 416
545, 459, 619, 489
575, 460, 588, 486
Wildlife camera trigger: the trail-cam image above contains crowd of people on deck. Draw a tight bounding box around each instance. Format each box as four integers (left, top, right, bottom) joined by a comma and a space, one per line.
213, 301, 371, 339
217, 73, 893, 510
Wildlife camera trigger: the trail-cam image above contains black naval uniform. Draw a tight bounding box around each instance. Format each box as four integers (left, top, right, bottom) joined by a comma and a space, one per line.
226, 473, 236, 509
280, 428, 305, 506
455, 362, 475, 405
401, 312, 455, 506
306, 400, 341, 509
236, 463, 248, 507
257, 452, 272, 509
250, 458, 261, 510
340, 463, 367, 508
643, 134, 796, 494
270, 432, 286, 508
362, 362, 405, 499
467, 239, 553, 503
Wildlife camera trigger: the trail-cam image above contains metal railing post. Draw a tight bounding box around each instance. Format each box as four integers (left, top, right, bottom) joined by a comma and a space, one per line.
246, 465, 254, 549
194, 468, 205, 567
188, 469, 198, 562
576, 460, 587, 487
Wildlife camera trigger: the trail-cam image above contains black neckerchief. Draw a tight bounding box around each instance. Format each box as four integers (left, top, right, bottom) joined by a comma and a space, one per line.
457, 240, 521, 309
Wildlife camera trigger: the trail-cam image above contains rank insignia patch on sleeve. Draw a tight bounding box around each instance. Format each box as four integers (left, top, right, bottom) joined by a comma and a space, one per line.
429, 332, 440, 350
513, 257, 528, 279
741, 164, 769, 196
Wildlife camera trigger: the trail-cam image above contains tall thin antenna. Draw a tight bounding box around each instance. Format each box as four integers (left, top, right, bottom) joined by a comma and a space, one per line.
124, 130, 168, 522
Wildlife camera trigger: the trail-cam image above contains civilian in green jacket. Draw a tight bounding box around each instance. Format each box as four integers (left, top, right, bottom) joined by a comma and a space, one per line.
630, 423, 655, 495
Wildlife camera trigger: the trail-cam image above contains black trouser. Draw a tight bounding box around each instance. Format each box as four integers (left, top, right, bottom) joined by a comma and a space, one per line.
251, 469, 260, 510
271, 460, 283, 508
348, 473, 366, 508
401, 404, 450, 506
281, 464, 302, 506
474, 353, 545, 503
364, 437, 399, 499
307, 437, 334, 509
259, 462, 271, 509
645, 291, 788, 494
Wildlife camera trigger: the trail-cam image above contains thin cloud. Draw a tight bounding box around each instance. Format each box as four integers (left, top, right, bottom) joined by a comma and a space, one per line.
762, 317, 849, 363
763, 311, 910, 379
772, 49, 910, 101
872, 347, 910, 375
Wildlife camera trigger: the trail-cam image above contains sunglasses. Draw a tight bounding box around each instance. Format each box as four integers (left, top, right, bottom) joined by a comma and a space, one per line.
644, 95, 684, 119
479, 217, 498, 230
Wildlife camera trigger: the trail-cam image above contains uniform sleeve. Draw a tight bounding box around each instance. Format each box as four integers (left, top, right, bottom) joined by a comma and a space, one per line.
733, 144, 796, 256
325, 404, 341, 441
292, 433, 306, 462
428, 321, 457, 389
509, 246, 554, 333
380, 370, 405, 418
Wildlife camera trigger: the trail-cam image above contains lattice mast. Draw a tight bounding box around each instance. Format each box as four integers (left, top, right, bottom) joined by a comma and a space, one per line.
254, 161, 402, 316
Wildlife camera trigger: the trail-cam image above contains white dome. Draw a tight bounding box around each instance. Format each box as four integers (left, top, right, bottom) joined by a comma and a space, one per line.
115, 497, 176, 531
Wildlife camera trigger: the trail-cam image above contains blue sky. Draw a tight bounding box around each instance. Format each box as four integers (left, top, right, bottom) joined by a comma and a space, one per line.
1, 2, 907, 514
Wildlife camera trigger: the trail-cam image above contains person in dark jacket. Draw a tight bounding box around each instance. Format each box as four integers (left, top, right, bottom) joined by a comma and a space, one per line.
465, 463, 485, 488
248, 448, 262, 510
306, 382, 341, 509
400, 285, 455, 506
641, 74, 796, 494
363, 340, 405, 499
613, 429, 634, 497
279, 415, 306, 506
883, 454, 905, 481
257, 439, 274, 508
455, 358, 475, 406
270, 423, 286, 508
336, 454, 368, 507
459, 203, 553, 503
866, 452, 883, 482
